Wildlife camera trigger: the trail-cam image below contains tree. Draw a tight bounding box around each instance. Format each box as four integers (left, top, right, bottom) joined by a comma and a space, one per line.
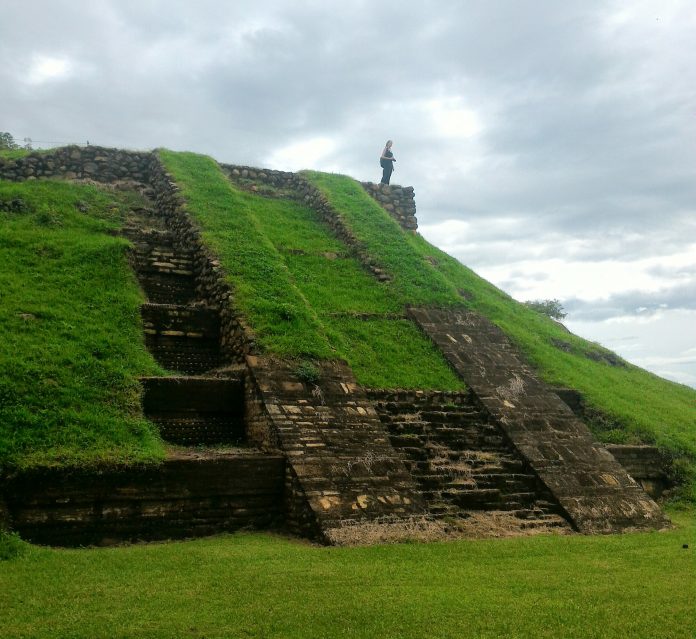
0, 132, 19, 150
524, 298, 567, 320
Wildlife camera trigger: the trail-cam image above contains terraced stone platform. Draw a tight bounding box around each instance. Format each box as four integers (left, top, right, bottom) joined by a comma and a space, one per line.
0, 148, 673, 547
4, 451, 285, 546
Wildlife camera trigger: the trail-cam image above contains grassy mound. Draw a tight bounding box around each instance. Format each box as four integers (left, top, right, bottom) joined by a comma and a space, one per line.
0, 180, 164, 471
158, 151, 463, 390
302, 173, 696, 479
3, 151, 693, 483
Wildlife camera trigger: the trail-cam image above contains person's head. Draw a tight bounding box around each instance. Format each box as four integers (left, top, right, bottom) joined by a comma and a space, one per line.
385, 140, 393, 149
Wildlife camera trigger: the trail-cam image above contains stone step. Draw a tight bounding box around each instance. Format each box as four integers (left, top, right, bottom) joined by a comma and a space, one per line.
123, 227, 176, 246
146, 336, 222, 375
142, 303, 221, 374
138, 272, 198, 305
141, 377, 245, 444
147, 413, 245, 446
141, 376, 243, 414
386, 420, 495, 436
387, 429, 507, 450
378, 405, 484, 419
142, 303, 220, 337
444, 488, 501, 507
419, 472, 539, 490
133, 251, 194, 276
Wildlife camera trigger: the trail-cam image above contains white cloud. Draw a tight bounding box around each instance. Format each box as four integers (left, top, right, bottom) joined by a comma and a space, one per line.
566, 309, 696, 388
25, 55, 72, 85
425, 98, 482, 139
266, 137, 337, 172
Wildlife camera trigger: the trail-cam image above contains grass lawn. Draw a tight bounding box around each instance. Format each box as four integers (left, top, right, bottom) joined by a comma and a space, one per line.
0, 180, 164, 471
1, 508, 693, 639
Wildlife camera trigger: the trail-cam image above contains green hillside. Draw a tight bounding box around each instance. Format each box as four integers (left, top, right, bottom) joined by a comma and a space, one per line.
0, 180, 164, 471
160, 152, 696, 490
158, 150, 464, 390
1, 150, 694, 489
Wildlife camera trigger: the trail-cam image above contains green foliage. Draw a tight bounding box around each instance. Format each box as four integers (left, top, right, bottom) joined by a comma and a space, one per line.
0, 180, 165, 471
326, 318, 463, 390
524, 298, 567, 319
302, 171, 461, 306
158, 151, 334, 359
0, 508, 693, 638
0, 132, 19, 150
0, 531, 27, 561
295, 360, 321, 385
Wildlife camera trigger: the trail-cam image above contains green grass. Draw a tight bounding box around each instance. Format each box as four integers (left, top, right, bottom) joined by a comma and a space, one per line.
304, 170, 461, 306
303, 172, 696, 487
158, 150, 334, 359
1, 508, 693, 638
159, 151, 463, 390
0, 148, 33, 161
0, 180, 164, 471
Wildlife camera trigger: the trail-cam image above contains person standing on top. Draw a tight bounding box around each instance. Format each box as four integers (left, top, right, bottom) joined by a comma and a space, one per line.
379, 140, 396, 185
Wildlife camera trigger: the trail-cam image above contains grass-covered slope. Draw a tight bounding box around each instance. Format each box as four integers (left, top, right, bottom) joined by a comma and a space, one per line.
158, 151, 463, 390
302, 173, 696, 467
0, 180, 164, 471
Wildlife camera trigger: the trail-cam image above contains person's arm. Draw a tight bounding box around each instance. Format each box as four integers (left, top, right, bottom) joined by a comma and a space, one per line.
380, 150, 396, 162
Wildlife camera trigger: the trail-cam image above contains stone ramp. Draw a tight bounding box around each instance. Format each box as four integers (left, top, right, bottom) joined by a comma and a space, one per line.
407, 307, 669, 533
245, 356, 426, 541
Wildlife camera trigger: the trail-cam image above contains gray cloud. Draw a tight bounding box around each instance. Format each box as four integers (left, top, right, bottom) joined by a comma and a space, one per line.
564, 281, 696, 321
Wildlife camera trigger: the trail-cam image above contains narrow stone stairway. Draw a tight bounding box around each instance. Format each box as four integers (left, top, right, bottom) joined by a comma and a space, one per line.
123, 207, 244, 447
369, 391, 571, 534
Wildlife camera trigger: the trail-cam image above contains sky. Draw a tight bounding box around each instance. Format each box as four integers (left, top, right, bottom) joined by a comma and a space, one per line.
2, 0, 695, 388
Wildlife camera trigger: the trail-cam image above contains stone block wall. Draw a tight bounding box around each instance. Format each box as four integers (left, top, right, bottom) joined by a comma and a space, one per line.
605, 445, 672, 498
0, 146, 152, 183
366, 389, 570, 528
4, 453, 285, 546
361, 182, 418, 230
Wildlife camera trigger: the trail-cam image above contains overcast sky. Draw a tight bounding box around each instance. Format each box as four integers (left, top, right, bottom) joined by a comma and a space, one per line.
2, 1, 695, 387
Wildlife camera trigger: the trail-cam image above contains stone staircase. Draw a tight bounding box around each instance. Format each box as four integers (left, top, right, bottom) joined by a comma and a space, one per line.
124, 207, 243, 446
369, 391, 570, 533
141, 304, 222, 374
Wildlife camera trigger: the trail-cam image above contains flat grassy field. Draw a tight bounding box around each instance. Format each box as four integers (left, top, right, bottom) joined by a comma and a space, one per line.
0, 180, 164, 471
1, 508, 693, 639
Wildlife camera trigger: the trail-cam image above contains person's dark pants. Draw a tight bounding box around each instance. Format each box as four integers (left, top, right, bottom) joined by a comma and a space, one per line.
380, 166, 393, 184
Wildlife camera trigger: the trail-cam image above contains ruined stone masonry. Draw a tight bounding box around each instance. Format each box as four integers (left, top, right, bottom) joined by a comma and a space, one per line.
407, 307, 669, 533
0, 147, 670, 545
